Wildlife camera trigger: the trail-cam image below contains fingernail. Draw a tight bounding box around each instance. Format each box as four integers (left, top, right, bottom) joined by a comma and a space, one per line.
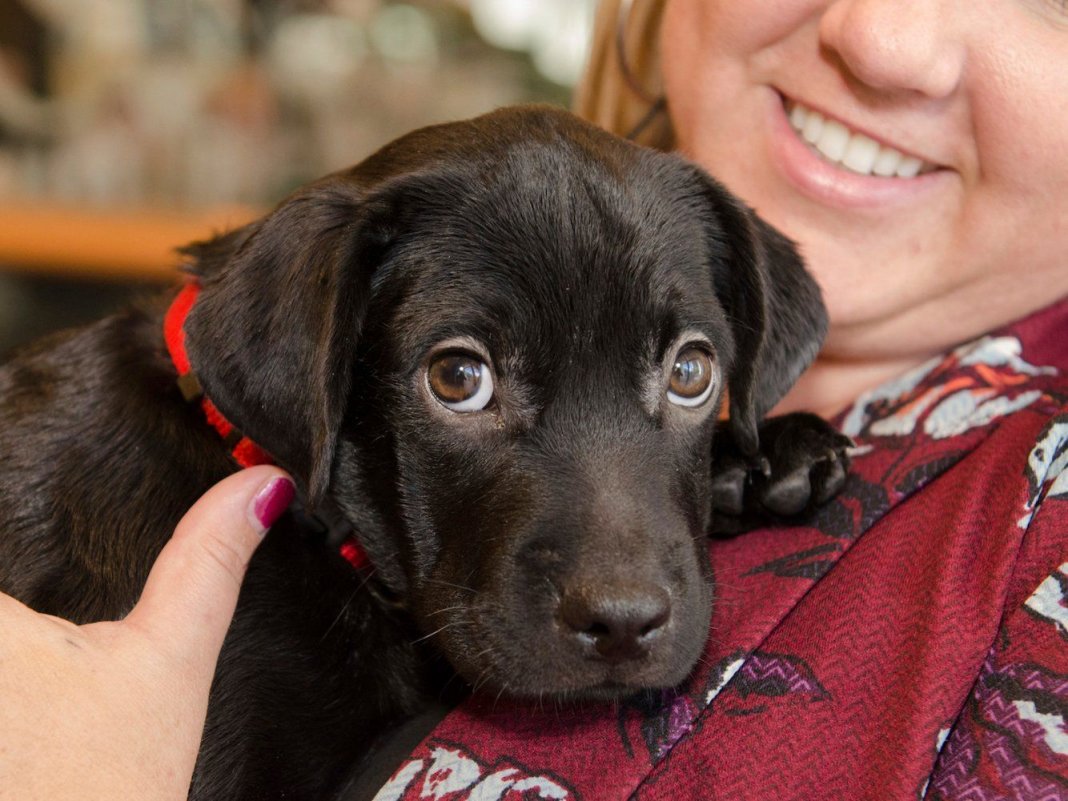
251, 477, 295, 532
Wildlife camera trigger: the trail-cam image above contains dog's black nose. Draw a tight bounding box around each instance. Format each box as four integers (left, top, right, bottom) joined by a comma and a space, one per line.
559, 582, 671, 663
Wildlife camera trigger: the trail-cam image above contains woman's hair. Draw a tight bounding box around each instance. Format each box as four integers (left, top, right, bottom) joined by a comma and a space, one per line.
572, 0, 674, 150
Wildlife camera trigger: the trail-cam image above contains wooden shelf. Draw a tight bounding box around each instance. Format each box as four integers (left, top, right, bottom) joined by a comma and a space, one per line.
0, 201, 259, 282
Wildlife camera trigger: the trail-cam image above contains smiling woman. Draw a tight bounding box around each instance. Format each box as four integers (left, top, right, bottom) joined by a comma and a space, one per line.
654, 0, 1068, 413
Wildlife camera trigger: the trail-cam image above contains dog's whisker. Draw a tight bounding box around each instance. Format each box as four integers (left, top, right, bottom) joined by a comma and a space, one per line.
437, 670, 465, 699
710, 598, 743, 608
492, 682, 510, 713
470, 645, 498, 665
424, 578, 478, 595
692, 653, 714, 671
542, 576, 561, 603
468, 649, 495, 679
409, 621, 466, 646
707, 582, 748, 594
318, 588, 362, 644
425, 604, 467, 617
471, 665, 497, 696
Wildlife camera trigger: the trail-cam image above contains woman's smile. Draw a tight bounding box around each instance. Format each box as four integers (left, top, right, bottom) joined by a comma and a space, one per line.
766, 87, 951, 211
784, 97, 935, 178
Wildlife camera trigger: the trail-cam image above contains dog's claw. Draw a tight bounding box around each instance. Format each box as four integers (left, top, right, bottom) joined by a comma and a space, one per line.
752, 454, 772, 479
811, 450, 847, 506
710, 412, 851, 534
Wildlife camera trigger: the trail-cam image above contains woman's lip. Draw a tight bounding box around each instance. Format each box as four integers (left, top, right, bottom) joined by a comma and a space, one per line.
765, 90, 950, 211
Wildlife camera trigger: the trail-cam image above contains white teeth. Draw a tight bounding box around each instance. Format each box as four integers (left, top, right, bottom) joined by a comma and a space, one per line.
786, 100, 933, 179
842, 134, 880, 174
816, 120, 850, 162
801, 111, 824, 145
872, 147, 902, 177
895, 156, 923, 179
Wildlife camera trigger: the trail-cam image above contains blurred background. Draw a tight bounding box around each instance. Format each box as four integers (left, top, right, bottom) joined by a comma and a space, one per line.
0, 0, 594, 357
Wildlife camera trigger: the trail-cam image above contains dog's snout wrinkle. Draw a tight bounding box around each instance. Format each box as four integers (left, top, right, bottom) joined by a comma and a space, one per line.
558, 581, 671, 665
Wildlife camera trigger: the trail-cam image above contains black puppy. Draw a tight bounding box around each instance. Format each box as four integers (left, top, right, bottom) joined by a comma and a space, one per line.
0, 106, 847, 800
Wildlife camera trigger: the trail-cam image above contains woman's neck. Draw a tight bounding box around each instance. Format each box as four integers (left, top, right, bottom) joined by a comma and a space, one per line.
772, 353, 930, 420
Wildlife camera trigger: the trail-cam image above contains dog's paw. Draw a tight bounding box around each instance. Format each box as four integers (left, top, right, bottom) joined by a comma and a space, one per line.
710, 412, 853, 533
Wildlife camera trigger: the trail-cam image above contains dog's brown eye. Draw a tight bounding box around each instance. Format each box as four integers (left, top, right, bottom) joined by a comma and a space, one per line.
667, 346, 715, 407
427, 353, 494, 412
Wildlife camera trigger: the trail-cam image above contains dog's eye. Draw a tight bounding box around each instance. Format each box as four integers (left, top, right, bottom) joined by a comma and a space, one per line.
667, 346, 715, 407
427, 353, 494, 412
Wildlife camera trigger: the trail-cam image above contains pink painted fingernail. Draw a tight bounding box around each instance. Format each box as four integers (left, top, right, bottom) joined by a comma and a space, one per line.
252, 477, 295, 532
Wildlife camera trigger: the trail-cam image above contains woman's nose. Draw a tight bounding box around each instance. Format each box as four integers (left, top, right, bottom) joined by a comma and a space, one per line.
818, 0, 965, 100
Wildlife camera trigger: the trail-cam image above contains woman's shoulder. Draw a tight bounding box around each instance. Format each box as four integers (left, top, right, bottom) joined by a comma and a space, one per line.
823, 298, 1068, 544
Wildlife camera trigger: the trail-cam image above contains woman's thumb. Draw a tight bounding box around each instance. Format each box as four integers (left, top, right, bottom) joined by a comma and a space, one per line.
124, 466, 294, 671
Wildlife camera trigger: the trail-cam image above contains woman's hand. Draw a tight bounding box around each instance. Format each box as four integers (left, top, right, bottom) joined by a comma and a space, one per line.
0, 466, 294, 801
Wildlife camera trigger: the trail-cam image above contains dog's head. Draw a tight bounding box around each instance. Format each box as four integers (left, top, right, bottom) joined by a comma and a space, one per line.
182, 107, 825, 699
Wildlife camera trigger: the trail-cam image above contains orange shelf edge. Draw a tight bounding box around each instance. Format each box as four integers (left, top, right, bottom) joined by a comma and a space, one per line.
0, 201, 260, 282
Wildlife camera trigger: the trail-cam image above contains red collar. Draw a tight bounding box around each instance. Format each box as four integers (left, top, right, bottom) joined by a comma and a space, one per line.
164, 282, 274, 468
164, 282, 369, 571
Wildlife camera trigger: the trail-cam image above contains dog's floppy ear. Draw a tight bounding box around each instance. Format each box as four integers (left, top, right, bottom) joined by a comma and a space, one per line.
696, 174, 827, 458
182, 180, 394, 505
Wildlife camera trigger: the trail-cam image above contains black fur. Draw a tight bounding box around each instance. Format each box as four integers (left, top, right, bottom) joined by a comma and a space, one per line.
0, 106, 847, 800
